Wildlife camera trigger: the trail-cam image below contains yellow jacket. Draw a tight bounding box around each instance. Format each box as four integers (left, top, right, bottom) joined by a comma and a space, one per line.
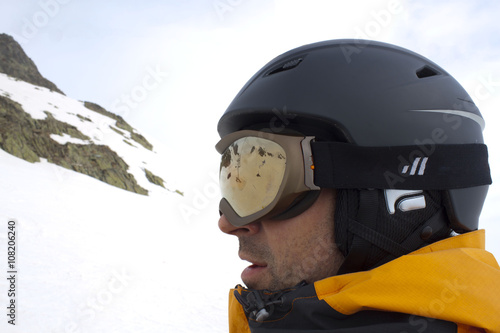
228, 230, 500, 332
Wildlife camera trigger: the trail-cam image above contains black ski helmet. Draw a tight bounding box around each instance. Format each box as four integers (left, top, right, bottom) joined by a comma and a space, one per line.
217, 39, 491, 273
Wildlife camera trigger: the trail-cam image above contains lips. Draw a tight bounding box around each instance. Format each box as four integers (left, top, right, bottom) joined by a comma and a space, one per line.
241, 263, 267, 283
239, 255, 268, 283
239, 254, 267, 268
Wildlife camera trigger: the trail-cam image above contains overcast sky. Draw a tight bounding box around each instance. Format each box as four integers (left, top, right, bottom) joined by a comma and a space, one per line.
1, 0, 500, 254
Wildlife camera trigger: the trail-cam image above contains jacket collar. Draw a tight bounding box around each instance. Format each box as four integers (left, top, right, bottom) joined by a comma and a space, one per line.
315, 230, 500, 331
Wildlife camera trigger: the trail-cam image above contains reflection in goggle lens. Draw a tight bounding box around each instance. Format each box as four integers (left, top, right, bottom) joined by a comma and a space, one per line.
219, 136, 287, 217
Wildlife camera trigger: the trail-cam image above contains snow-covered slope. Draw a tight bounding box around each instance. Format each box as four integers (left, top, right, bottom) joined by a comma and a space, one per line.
0, 72, 179, 196
0, 73, 241, 332
0, 147, 237, 332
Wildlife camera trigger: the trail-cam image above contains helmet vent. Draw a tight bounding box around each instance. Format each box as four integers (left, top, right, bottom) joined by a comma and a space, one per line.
266, 57, 304, 76
416, 65, 440, 79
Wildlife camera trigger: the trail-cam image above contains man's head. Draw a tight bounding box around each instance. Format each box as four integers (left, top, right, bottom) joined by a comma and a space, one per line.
216, 40, 491, 290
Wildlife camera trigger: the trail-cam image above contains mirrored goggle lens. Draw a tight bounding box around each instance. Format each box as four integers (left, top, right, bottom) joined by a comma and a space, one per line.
219, 136, 287, 218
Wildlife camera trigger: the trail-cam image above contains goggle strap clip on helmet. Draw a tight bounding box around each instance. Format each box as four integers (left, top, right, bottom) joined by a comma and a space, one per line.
301, 136, 320, 191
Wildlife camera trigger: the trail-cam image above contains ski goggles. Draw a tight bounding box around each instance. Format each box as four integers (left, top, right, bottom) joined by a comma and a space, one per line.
216, 130, 320, 227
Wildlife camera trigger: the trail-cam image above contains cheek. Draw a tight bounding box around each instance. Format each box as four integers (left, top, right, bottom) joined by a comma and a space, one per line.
271, 231, 315, 269
266, 225, 301, 256
281, 222, 336, 268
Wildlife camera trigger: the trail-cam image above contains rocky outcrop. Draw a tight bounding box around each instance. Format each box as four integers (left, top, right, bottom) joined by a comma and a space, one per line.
142, 168, 184, 195
0, 33, 182, 196
83, 101, 153, 150
0, 95, 148, 195
144, 168, 165, 187
0, 33, 64, 95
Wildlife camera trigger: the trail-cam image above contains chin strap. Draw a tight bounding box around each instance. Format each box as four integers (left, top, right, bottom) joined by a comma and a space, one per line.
338, 190, 451, 275
337, 189, 379, 274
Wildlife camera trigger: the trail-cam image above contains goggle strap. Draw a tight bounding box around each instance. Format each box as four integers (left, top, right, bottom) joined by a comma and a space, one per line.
311, 142, 491, 190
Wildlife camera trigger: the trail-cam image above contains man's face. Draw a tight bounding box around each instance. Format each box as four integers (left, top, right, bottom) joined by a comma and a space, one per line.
218, 189, 344, 290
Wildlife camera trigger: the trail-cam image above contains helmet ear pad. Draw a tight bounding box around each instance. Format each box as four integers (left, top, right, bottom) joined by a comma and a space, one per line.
271, 190, 321, 221
334, 188, 452, 272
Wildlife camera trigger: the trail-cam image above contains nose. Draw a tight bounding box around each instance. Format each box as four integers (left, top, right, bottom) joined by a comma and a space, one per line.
218, 214, 260, 236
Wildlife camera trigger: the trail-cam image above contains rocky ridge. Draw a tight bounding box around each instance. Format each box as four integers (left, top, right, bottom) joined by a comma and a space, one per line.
0, 33, 64, 95
0, 33, 179, 196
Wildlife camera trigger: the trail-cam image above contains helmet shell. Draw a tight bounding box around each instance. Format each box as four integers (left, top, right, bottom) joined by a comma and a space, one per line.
217, 39, 489, 231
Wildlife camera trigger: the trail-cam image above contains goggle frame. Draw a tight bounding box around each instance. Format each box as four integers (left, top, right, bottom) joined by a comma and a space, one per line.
216, 130, 319, 227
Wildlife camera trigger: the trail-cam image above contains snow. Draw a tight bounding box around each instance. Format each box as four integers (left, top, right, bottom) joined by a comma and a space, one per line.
0, 75, 242, 332
50, 133, 90, 145
0, 73, 181, 195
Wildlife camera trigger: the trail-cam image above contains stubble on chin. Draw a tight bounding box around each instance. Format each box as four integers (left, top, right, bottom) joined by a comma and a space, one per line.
239, 237, 274, 289
238, 237, 298, 291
